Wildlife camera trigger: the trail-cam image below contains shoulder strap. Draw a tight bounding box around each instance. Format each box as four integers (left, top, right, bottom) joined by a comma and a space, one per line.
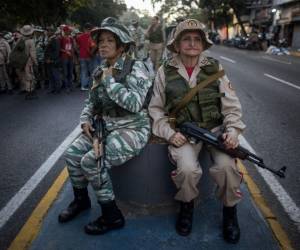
169, 69, 225, 118
113, 57, 135, 83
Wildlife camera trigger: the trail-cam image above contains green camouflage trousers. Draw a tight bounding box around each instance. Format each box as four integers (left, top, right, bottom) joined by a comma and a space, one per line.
65, 126, 150, 203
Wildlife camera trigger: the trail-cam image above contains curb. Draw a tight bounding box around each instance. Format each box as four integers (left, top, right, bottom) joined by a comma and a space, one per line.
290, 51, 300, 57
238, 161, 294, 250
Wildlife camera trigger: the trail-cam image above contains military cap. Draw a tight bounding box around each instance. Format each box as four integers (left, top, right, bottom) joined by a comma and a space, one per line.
167, 19, 213, 53
20, 25, 34, 36
91, 17, 134, 46
4, 32, 14, 43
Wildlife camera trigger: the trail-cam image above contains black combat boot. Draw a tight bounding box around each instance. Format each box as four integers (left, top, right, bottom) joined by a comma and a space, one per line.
84, 200, 125, 235
58, 187, 91, 223
176, 200, 194, 236
223, 205, 240, 243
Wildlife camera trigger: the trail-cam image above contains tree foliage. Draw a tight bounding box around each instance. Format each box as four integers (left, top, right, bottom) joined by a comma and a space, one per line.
70, 0, 127, 27
0, 0, 126, 30
151, 0, 248, 34
0, 0, 88, 29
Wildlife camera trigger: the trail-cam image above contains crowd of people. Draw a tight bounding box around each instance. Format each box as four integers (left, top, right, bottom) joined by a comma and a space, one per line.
0, 16, 168, 99
0, 22, 102, 98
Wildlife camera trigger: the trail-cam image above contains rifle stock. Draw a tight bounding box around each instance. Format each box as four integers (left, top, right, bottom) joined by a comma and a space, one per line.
179, 122, 286, 178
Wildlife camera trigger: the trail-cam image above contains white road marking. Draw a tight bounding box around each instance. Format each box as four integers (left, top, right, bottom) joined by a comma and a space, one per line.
220, 56, 236, 64
264, 73, 300, 90
0, 125, 81, 230
261, 56, 292, 65
239, 135, 300, 231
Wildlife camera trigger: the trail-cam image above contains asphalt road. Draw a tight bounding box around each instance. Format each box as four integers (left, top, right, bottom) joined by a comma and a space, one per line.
205, 45, 300, 249
0, 89, 87, 250
0, 46, 299, 249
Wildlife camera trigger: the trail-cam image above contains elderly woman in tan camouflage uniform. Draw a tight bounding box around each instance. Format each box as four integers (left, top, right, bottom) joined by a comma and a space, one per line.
59, 18, 152, 235
149, 19, 246, 243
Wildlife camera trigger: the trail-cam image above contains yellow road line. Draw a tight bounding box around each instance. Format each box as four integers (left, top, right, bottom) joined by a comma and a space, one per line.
8, 168, 68, 250
238, 161, 293, 250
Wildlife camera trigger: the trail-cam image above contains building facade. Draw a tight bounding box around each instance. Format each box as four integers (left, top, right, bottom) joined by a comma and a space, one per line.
273, 0, 300, 48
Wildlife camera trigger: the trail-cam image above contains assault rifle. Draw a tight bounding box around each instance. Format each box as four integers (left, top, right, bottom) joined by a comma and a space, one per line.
179, 122, 286, 178
92, 116, 106, 184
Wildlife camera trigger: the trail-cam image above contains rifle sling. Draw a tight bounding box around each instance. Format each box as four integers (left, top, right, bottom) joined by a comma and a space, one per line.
169, 69, 225, 119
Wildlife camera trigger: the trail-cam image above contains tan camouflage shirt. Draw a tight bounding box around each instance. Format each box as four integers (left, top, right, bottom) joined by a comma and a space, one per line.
148, 54, 246, 141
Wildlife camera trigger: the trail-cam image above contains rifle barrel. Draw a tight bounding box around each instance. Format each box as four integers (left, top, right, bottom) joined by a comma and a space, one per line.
179, 122, 286, 178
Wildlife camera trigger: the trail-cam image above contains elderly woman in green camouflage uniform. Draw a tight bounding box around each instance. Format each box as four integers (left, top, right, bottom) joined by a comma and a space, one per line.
149, 19, 245, 243
58, 18, 152, 235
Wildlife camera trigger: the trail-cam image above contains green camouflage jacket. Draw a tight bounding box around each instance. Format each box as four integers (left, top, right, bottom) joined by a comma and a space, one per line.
80, 55, 152, 132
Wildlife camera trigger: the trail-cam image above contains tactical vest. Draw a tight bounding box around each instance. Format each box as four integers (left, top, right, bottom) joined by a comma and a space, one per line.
149, 26, 164, 43
90, 58, 135, 117
164, 57, 224, 130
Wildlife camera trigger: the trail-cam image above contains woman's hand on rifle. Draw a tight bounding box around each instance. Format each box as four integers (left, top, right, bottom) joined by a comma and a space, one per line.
222, 128, 239, 149
82, 122, 94, 141
93, 137, 100, 159
169, 132, 187, 148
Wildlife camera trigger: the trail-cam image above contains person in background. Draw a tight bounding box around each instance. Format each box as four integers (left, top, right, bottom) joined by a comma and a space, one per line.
34, 27, 47, 90
76, 22, 93, 90
60, 25, 75, 93
16, 25, 38, 98
0, 31, 12, 94
44, 27, 61, 94
145, 16, 165, 71
128, 19, 145, 60
72, 28, 82, 88
89, 29, 102, 74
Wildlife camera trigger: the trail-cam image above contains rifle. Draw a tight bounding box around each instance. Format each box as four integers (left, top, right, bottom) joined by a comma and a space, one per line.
92, 116, 106, 185
179, 122, 286, 178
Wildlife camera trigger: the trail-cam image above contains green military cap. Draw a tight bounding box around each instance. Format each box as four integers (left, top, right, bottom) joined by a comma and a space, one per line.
4, 32, 14, 43
91, 17, 135, 46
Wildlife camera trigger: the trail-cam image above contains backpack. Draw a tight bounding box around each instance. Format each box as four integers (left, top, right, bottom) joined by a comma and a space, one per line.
9, 38, 29, 69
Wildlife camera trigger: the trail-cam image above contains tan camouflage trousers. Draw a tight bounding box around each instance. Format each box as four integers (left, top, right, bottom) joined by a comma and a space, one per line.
169, 142, 243, 207
65, 126, 150, 203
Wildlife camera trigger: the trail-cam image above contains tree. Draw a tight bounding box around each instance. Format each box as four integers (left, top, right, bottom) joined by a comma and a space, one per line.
151, 0, 248, 35
70, 0, 127, 27
0, 0, 126, 30
0, 0, 88, 29
119, 8, 140, 27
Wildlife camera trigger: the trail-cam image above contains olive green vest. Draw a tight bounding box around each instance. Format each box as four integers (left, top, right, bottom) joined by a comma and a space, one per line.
164, 57, 224, 129
90, 59, 135, 117
149, 25, 164, 43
